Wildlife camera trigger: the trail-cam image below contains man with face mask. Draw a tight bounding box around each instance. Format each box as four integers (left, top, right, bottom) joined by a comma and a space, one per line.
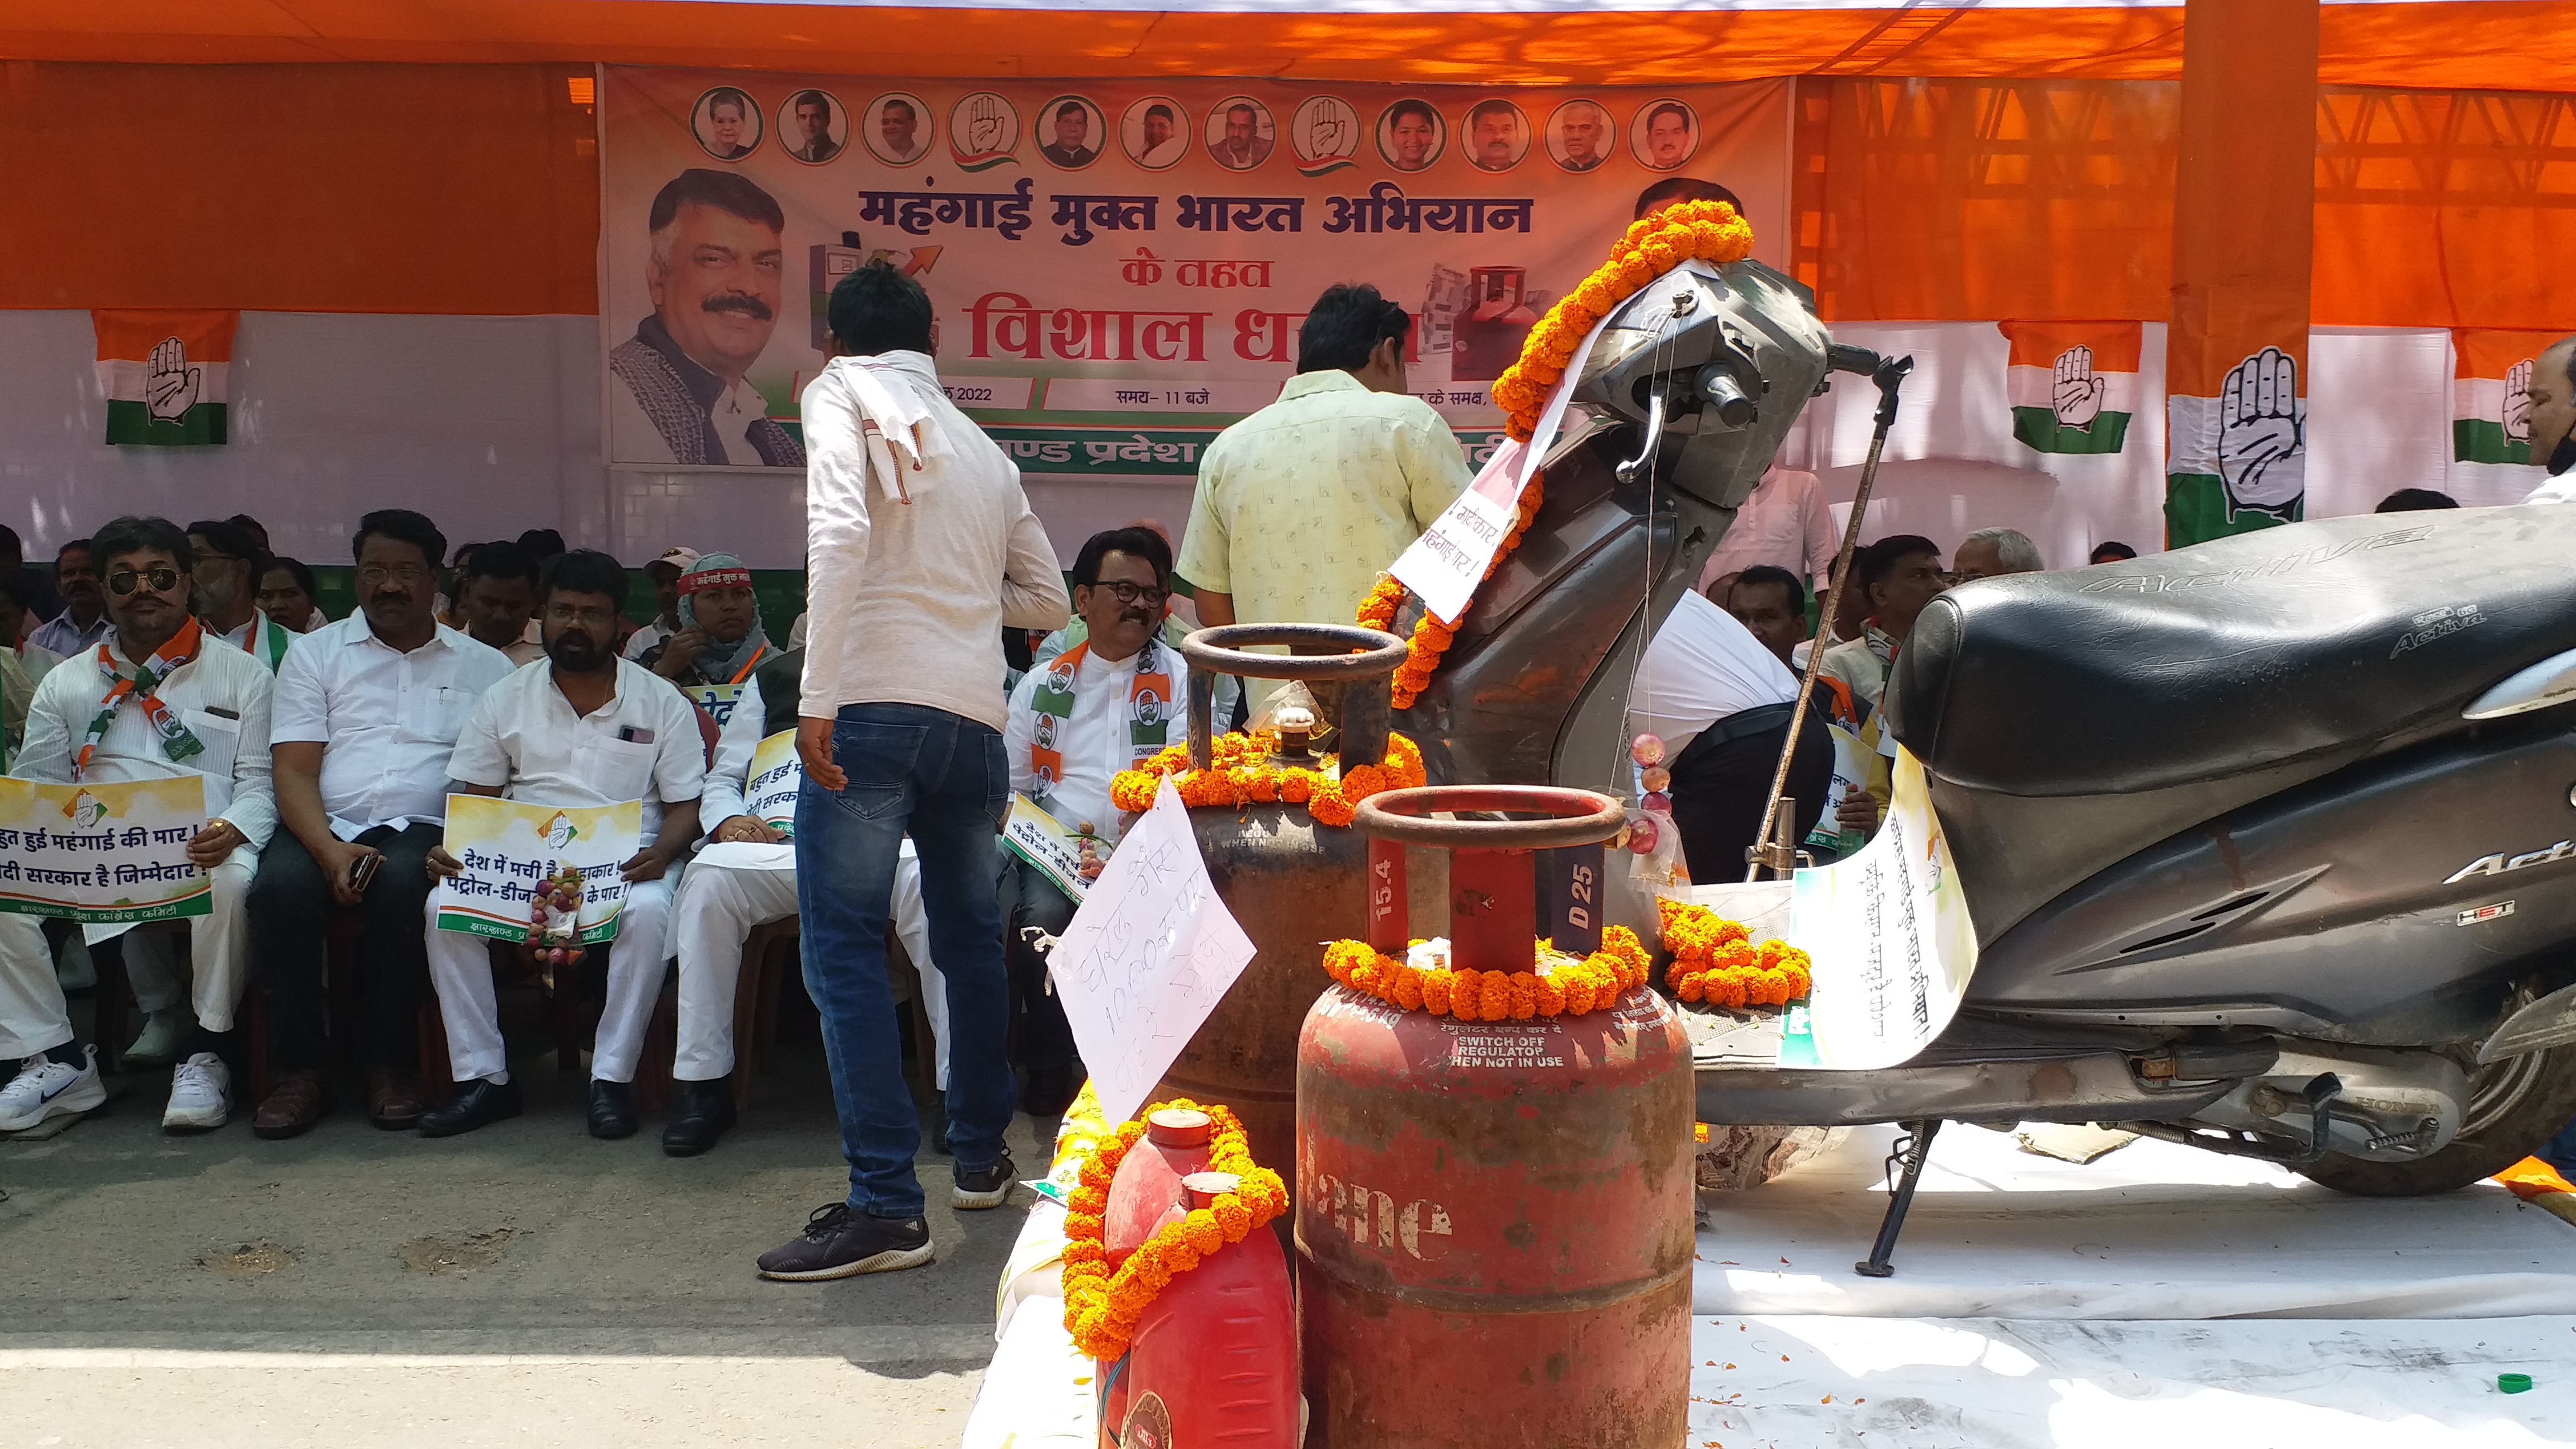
609, 170, 804, 468
641, 551, 771, 688
421, 550, 705, 1140
2522, 336, 2576, 501
246, 510, 514, 1139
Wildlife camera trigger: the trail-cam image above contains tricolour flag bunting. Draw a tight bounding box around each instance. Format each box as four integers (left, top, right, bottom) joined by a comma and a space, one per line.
2451, 328, 2559, 467
2002, 320, 2140, 455
93, 310, 237, 447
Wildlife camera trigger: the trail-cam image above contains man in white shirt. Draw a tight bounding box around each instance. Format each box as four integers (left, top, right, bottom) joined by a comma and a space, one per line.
760, 261, 1069, 1282
453, 541, 548, 667
26, 539, 108, 660
188, 519, 295, 672
999, 528, 1190, 1116
1696, 461, 1836, 597
1819, 534, 1948, 712
0, 515, 275, 1134
421, 549, 705, 1140
621, 547, 700, 662
1632, 589, 1838, 880
2520, 336, 2576, 500
247, 510, 515, 1139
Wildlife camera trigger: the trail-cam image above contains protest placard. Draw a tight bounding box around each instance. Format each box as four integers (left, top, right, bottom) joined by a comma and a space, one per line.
0, 776, 212, 925
1001, 794, 1091, 904
745, 729, 802, 832
1779, 744, 1978, 1070
680, 683, 749, 727
433, 794, 644, 944
1045, 778, 1256, 1126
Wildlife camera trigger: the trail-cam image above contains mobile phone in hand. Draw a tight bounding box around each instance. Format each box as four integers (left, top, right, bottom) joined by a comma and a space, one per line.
348, 853, 381, 894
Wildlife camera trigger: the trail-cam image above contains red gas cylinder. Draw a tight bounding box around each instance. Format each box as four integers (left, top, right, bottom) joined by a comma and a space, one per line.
1099, 1108, 1214, 1446
1117, 1171, 1301, 1449
1296, 786, 1694, 1449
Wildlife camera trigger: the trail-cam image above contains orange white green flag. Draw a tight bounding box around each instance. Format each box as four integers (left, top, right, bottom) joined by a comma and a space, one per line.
93, 310, 236, 447
2002, 321, 2141, 455
2452, 329, 2560, 466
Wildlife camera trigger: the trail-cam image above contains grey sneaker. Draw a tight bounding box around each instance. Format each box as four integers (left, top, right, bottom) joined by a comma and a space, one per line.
756, 1205, 933, 1281
953, 1151, 1017, 1210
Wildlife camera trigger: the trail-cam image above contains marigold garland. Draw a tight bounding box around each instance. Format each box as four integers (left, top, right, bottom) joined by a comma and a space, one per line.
1109, 728, 1427, 828
1656, 896, 1812, 1010
1060, 1098, 1289, 1363
1355, 200, 1752, 711
1321, 926, 1652, 1020
1491, 199, 1758, 443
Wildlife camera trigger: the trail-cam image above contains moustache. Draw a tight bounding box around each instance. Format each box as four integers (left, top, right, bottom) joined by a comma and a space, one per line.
702, 293, 774, 322
1119, 608, 1152, 624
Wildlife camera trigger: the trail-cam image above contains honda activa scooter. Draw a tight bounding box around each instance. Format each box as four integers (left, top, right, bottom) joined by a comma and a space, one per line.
1393, 253, 2576, 1270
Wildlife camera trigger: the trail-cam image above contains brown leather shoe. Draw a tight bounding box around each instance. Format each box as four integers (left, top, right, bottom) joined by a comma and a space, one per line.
252, 1070, 333, 1140
367, 1069, 427, 1130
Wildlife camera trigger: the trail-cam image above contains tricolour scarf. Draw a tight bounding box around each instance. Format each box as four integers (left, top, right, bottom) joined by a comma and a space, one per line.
78, 617, 206, 779
1026, 637, 1173, 803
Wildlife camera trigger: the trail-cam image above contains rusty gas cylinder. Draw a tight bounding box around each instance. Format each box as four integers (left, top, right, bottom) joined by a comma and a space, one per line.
1149, 622, 1409, 1177
1296, 785, 1694, 1449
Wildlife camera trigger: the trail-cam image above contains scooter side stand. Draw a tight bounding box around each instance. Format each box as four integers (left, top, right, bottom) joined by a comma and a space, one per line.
1854, 1117, 1942, 1278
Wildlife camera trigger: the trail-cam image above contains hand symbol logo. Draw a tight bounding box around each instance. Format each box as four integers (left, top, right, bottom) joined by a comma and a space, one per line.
1312, 114, 1347, 155
144, 336, 202, 425
2051, 345, 2106, 431
967, 96, 1005, 154
2504, 357, 2535, 445
2217, 346, 2305, 520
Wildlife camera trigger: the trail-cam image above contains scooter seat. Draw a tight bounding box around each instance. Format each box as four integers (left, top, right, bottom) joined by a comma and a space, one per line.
1887, 505, 2576, 797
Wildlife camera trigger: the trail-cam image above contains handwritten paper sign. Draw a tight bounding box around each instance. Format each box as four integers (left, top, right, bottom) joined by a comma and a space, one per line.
1779, 745, 1978, 1070
1046, 778, 1257, 1126
681, 683, 748, 727
433, 794, 644, 944
745, 729, 802, 832
0, 776, 212, 924
1001, 794, 1091, 904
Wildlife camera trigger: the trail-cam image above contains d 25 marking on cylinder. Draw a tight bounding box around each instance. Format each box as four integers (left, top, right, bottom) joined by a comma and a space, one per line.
1305, 1170, 1453, 1261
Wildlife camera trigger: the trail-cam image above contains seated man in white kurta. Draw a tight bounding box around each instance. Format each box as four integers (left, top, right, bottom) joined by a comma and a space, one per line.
0, 515, 275, 1134
419, 550, 704, 1141
663, 645, 950, 1157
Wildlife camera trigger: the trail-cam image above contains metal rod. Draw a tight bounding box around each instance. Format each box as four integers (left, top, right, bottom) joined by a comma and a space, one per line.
1746, 353, 1912, 882
1854, 1117, 1940, 1278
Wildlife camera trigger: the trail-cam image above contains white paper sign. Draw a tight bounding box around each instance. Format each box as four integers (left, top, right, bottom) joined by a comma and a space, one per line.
1046, 778, 1257, 1126
1778, 745, 1978, 1070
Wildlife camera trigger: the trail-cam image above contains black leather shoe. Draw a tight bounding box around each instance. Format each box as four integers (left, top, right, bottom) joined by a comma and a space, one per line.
418, 1078, 523, 1138
588, 1078, 640, 1139
661, 1078, 737, 1157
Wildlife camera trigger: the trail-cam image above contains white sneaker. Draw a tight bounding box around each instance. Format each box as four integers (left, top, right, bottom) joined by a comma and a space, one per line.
0, 1049, 107, 1132
124, 1008, 192, 1067
163, 1052, 231, 1131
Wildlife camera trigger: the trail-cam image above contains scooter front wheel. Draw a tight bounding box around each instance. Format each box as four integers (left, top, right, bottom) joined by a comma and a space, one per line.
2297, 1041, 2576, 1197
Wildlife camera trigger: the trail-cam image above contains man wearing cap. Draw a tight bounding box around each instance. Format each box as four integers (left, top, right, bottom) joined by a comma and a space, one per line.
640, 552, 773, 689
623, 547, 700, 662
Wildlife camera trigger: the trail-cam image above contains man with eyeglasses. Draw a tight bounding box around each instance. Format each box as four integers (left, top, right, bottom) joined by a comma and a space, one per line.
0, 515, 276, 1134
245, 509, 515, 1139
997, 527, 1190, 1116
420, 550, 704, 1140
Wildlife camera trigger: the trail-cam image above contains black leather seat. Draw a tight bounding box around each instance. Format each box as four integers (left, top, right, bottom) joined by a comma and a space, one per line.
1886, 506, 2576, 798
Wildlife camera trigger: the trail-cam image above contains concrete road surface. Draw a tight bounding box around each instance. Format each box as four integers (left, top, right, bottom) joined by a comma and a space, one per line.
2, 1015, 1038, 1449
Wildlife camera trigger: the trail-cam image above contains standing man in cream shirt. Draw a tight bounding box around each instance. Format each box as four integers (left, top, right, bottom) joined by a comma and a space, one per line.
758, 261, 1069, 1283
1180, 283, 1473, 704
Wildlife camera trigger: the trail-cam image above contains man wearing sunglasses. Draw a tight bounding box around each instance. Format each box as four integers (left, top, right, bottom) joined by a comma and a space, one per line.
996, 527, 1191, 1116
0, 515, 276, 1135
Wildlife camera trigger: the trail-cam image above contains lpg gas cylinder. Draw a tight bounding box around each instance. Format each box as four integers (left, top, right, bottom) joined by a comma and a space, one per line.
1152, 623, 1410, 1177
1117, 1171, 1300, 1449
1098, 1108, 1214, 1446
1296, 786, 1694, 1449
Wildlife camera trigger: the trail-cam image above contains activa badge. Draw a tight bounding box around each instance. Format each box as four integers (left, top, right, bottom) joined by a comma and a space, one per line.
2445, 840, 2574, 884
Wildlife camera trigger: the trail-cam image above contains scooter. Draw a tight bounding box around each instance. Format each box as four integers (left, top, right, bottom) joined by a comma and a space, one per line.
1394, 254, 2576, 1270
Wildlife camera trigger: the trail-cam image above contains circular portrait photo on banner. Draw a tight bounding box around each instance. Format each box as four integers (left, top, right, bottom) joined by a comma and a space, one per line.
1631, 98, 1700, 172
1546, 98, 1615, 173
1461, 98, 1529, 173
1377, 99, 1446, 173
863, 92, 935, 166
1205, 96, 1276, 172
1121, 96, 1191, 171
692, 86, 764, 161
950, 92, 1020, 167
1290, 95, 1362, 174
777, 89, 847, 165
1036, 95, 1106, 170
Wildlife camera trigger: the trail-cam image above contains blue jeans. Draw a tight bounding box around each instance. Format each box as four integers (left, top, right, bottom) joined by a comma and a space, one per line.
795, 703, 1015, 1218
